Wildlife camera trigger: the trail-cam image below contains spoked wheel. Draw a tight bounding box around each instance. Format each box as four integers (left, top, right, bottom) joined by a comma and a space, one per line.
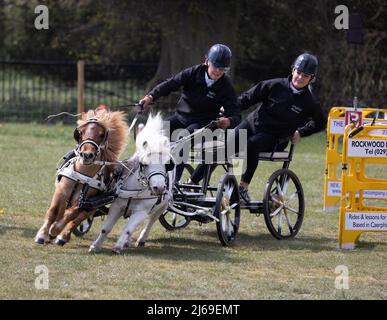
73, 216, 94, 237
159, 210, 191, 231
263, 169, 304, 240
214, 173, 240, 246
158, 164, 194, 231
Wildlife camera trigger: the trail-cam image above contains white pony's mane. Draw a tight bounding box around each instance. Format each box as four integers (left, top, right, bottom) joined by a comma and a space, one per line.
135, 113, 171, 163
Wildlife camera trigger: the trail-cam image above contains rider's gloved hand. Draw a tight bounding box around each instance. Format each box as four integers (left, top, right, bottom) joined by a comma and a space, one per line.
138, 95, 153, 111
216, 117, 231, 129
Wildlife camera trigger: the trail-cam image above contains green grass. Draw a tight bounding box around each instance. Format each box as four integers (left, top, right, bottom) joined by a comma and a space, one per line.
0, 122, 386, 300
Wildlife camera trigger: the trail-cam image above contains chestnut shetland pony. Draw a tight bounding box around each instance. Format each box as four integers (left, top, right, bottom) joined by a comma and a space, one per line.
34, 107, 128, 245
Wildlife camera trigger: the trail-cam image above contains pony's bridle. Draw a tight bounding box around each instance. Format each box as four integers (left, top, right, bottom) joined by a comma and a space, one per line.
138, 163, 169, 190
138, 153, 175, 193
73, 118, 109, 160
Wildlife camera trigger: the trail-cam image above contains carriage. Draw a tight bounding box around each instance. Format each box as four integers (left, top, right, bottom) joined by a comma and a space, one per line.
159, 124, 305, 246
73, 117, 305, 247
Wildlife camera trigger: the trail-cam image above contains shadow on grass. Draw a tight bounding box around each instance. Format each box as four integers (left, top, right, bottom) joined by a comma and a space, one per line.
236, 231, 387, 251
7, 222, 385, 258
70, 228, 245, 262
235, 231, 337, 251
72, 229, 339, 261
50, 224, 387, 259
354, 241, 387, 250
153, 228, 387, 252
0, 223, 37, 239
76, 240, 243, 263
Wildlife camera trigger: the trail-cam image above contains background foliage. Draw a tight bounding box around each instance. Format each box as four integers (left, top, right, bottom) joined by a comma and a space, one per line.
0, 0, 386, 109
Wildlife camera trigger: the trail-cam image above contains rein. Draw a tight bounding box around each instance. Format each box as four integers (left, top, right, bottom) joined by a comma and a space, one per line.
170, 120, 218, 153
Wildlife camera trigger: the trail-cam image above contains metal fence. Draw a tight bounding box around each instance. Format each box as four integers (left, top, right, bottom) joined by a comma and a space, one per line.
0, 59, 159, 123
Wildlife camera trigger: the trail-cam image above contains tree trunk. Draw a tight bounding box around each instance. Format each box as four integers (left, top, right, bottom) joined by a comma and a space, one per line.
0, 0, 5, 56
148, 0, 240, 89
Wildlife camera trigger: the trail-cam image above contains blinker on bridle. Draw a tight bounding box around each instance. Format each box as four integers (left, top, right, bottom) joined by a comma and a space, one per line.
138, 158, 175, 191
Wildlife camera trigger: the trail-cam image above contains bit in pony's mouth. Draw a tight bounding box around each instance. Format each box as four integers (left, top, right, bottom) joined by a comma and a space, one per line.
79, 157, 96, 165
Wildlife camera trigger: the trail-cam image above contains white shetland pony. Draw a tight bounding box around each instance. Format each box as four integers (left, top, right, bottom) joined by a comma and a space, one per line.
89, 113, 175, 254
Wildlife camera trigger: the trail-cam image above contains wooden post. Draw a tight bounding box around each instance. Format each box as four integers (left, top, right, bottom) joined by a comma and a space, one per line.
77, 60, 85, 117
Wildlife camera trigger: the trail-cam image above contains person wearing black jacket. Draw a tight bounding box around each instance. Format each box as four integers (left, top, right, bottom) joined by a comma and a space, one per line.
233, 53, 326, 203
139, 44, 240, 181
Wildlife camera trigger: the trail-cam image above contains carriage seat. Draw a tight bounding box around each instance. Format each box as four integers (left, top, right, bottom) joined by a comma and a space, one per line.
191, 139, 293, 161
257, 138, 293, 161
257, 150, 291, 161
192, 140, 225, 151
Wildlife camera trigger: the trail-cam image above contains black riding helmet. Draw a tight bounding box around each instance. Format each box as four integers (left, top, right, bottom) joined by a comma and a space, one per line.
206, 44, 232, 69
293, 53, 318, 76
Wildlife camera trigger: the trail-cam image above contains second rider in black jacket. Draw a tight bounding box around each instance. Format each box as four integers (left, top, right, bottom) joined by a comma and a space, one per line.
235, 53, 326, 203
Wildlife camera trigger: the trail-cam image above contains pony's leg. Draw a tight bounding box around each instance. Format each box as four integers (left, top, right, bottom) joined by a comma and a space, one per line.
89, 201, 124, 253
55, 209, 93, 246
34, 183, 72, 244
35, 206, 59, 244
43, 179, 79, 238
49, 207, 79, 238
112, 210, 148, 254
50, 185, 98, 239
135, 204, 167, 247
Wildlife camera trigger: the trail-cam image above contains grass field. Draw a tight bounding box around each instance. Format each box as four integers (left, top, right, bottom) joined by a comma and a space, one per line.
0, 122, 386, 300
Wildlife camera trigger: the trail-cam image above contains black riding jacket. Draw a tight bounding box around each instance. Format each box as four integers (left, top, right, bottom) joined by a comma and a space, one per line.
148, 64, 240, 128
238, 77, 326, 138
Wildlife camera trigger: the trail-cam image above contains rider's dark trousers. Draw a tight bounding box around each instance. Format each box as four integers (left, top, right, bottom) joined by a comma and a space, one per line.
190, 119, 288, 184
166, 114, 207, 182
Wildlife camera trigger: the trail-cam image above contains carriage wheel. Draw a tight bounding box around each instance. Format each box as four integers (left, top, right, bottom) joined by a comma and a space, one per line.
214, 173, 240, 246
73, 216, 94, 237
158, 164, 194, 231
159, 210, 191, 231
263, 169, 304, 240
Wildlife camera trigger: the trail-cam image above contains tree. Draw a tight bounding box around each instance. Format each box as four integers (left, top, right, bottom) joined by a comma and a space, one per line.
148, 0, 241, 87
0, 0, 4, 56
1, 0, 385, 108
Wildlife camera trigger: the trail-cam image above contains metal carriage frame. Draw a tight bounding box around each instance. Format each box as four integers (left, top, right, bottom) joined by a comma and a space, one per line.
159, 127, 305, 246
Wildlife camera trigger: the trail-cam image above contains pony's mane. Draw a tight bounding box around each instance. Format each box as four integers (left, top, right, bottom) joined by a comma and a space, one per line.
77, 109, 128, 162
121, 153, 140, 173
135, 112, 170, 159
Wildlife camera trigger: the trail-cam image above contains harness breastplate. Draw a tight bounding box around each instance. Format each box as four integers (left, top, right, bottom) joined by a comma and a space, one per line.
56, 159, 107, 191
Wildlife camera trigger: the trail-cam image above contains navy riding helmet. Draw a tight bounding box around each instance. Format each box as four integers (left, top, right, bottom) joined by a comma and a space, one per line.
206, 44, 232, 69
293, 53, 318, 75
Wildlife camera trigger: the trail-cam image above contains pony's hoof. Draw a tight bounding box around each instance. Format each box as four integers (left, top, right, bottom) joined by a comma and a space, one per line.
136, 241, 145, 247
112, 247, 123, 255
55, 238, 66, 246
88, 245, 99, 253
34, 237, 46, 245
